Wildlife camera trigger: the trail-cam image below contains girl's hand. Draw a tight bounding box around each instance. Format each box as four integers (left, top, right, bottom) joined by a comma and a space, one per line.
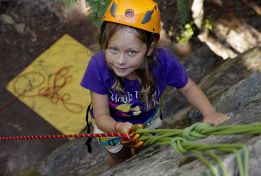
115, 122, 133, 133
203, 111, 230, 125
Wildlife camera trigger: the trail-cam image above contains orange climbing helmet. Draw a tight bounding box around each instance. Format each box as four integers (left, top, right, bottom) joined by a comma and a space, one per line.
102, 0, 161, 35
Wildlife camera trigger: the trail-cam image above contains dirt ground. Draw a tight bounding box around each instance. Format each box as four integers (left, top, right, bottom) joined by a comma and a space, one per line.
0, 0, 260, 176
0, 1, 99, 175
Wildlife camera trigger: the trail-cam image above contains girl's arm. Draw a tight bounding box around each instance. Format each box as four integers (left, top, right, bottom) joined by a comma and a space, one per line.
178, 78, 229, 125
91, 91, 132, 133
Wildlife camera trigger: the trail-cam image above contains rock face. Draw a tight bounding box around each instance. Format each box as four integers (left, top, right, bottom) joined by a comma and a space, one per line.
37, 139, 108, 176
162, 47, 261, 120
16, 47, 261, 176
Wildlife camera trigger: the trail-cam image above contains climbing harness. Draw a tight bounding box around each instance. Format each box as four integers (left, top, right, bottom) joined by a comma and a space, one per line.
84, 103, 162, 153
85, 103, 93, 153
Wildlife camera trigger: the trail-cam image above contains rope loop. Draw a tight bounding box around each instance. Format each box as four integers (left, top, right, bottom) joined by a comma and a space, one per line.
170, 137, 188, 153
183, 122, 210, 140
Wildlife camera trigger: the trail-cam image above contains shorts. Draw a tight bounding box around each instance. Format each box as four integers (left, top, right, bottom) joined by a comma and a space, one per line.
93, 113, 162, 153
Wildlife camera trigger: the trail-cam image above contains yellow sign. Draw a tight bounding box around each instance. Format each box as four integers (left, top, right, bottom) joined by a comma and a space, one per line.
7, 34, 92, 134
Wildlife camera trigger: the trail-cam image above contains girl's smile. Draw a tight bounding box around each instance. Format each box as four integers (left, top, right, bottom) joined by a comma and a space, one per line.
105, 27, 148, 80
114, 67, 128, 73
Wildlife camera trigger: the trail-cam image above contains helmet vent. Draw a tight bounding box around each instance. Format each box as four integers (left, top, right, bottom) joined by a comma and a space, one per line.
125, 9, 134, 18
110, 2, 117, 17
141, 10, 153, 24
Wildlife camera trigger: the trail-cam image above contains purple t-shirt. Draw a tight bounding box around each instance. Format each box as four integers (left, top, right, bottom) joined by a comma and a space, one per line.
81, 47, 188, 124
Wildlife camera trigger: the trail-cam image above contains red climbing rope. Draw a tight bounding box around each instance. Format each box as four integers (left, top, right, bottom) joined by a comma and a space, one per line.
0, 132, 130, 141
0, 66, 84, 113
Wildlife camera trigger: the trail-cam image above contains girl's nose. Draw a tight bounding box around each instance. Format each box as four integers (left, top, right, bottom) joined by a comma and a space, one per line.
116, 53, 126, 65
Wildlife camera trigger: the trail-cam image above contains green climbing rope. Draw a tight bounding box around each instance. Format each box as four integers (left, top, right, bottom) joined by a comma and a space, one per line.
135, 122, 261, 176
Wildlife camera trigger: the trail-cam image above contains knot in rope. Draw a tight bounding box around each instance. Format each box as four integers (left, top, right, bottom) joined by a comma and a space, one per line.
170, 137, 188, 153
183, 122, 210, 140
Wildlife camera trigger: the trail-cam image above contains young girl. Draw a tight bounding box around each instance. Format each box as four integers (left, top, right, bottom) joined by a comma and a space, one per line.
81, 0, 229, 166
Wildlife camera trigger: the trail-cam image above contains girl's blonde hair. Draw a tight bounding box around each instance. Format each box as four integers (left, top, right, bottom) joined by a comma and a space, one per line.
99, 22, 158, 110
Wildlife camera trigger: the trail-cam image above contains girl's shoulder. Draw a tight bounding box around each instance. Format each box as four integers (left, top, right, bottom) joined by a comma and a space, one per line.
156, 47, 179, 59
89, 51, 106, 67
81, 51, 114, 94
88, 51, 113, 80
154, 47, 188, 88
155, 47, 180, 67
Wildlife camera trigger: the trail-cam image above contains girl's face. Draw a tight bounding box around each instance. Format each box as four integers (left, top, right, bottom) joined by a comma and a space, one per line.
105, 27, 147, 80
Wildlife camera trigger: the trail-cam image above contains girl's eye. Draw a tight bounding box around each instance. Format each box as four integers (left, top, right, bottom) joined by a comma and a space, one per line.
128, 50, 137, 56
109, 47, 118, 54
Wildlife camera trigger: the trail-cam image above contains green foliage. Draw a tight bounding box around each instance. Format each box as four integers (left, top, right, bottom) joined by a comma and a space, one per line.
87, 0, 110, 25
204, 16, 213, 35
176, 22, 194, 44
63, 0, 110, 25
175, 17, 213, 44
176, 0, 194, 43
175, 1, 214, 44
177, 0, 191, 25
